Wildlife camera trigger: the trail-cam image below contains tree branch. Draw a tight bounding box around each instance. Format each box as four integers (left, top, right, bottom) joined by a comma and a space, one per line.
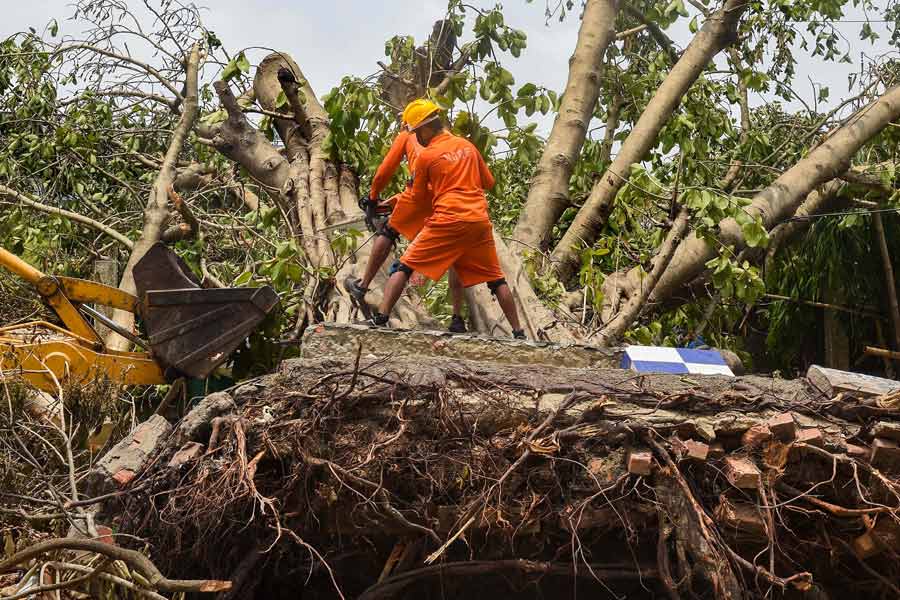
51, 43, 183, 100
0, 184, 134, 249
0, 538, 230, 593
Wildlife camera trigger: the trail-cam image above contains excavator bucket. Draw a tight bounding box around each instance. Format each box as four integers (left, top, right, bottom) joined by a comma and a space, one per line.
133, 243, 279, 379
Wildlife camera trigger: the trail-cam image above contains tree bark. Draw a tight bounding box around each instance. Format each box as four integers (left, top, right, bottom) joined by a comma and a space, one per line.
872, 212, 900, 362
550, 0, 748, 282
511, 0, 621, 254
107, 43, 202, 351
627, 84, 900, 312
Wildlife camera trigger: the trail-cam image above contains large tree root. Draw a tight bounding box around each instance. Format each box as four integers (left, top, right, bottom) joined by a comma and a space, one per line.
81, 354, 900, 599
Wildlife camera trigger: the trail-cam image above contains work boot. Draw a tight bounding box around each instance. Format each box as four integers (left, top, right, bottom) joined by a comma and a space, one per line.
448, 314, 467, 333
512, 329, 526, 340
344, 276, 368, 302
356, 312, 390, 328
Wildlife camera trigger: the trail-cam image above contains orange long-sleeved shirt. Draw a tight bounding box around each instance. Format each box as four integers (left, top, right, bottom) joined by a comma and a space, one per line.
409, 131, 495, 223
369, 129, 424, 200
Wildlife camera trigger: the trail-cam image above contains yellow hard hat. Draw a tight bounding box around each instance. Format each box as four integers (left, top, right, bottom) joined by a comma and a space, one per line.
402, 99, 441, 130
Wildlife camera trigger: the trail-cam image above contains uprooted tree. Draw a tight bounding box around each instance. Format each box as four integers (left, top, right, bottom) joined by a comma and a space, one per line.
3, 0, 900, 597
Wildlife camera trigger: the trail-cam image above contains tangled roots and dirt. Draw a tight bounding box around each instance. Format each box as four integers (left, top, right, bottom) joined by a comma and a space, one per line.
100, 356, 900, 599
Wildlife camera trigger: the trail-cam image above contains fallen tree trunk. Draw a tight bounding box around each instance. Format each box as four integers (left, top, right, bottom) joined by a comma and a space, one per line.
603, 84, 900, 325
86, 333, 900, 599
107, 43, 202, 351
550, 0, 749, 282
511, 0, 621, 253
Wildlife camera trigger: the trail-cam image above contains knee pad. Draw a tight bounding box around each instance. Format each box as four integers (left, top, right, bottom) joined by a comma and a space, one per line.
396, 262, 414, 276
376, 222, 400, 244
487, 278, 507, 295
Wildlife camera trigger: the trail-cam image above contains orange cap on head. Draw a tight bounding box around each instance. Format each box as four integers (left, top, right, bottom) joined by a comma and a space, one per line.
402, 99, 441, 130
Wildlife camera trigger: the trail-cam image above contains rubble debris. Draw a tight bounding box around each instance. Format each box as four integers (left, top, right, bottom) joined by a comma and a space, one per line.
84, 415, 171, 495
741, 424, 773, 447
714, 498, 767, 540
847, 443, 872, 460
627, 450, 653, 475
796, 428, 824, 447
807, 364, 900, 398
724, 456, 762, 489
872, 421, 900, 442
767, 412, 797, 441
672, 437, 709, 462
63, 348, 899, 600
168, 442, 205, 468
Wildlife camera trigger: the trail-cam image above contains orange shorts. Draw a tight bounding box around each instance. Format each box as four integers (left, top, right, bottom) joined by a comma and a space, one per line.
387, 189, 432, 241
400, 219, 504, 288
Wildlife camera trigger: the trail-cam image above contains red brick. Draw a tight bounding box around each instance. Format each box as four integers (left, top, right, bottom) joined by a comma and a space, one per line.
846, 443, 871, 461
627, 450, 653, 476
741, 424, 773, 448
795, 428, 824, 447
95, 525, 115, 546
683, 440, 709, 462
168, 442, 204, 468
724, 457, 761, 489
767, 413, 797, 441
871, 438, 900, 471
708, 442, 726, 460
670, 437, 708, 462
112, 469, 135, 486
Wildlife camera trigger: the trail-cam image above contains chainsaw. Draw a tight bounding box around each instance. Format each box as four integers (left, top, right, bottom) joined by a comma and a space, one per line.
316, 194, 392, 234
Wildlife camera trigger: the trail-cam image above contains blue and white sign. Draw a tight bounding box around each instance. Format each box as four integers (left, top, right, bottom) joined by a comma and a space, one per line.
621, 345, 734, 376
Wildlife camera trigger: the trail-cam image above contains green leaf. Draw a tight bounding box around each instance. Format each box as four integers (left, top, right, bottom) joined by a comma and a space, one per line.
222, 51, 250, 82
742, 218, 769, 248
688, 15, 699, 33
234, 271, 253, 286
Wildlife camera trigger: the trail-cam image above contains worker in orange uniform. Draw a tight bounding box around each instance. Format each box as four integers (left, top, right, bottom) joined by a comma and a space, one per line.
344, 100, 468, 333
360, 99, 525, 339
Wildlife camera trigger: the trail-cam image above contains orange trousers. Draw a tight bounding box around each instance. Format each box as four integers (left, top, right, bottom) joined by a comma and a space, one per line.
400, 219, 504, 287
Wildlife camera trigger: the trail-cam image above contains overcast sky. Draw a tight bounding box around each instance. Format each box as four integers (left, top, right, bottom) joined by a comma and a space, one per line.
1, 1, 896, 136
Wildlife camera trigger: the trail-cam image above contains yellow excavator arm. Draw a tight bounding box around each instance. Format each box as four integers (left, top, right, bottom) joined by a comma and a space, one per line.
0, 246, 166, 391
0, 243, 278, 393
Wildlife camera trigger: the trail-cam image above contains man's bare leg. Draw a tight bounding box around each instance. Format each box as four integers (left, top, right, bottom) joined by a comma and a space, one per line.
493, 282, 524, 336
448, 268, 464, 315
360, 234, 393, 289
377, 270, 411, 318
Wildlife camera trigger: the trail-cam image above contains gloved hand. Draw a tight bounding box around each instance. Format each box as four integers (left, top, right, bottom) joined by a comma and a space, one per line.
358, 192, 378, 213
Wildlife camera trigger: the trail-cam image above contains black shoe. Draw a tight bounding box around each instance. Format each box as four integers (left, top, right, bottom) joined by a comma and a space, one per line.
448, 315, 467, 333
512, 329, 526, 340
344, 276, 368, 302
356, 312, 390, 328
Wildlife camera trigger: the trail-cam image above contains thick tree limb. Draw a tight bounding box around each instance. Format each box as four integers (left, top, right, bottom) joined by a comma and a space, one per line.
551, 0, 748, 282
512, 0, 621, 253
639, 84, 900, 309
0, 184, 133, 249
107, 43, 202, 350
